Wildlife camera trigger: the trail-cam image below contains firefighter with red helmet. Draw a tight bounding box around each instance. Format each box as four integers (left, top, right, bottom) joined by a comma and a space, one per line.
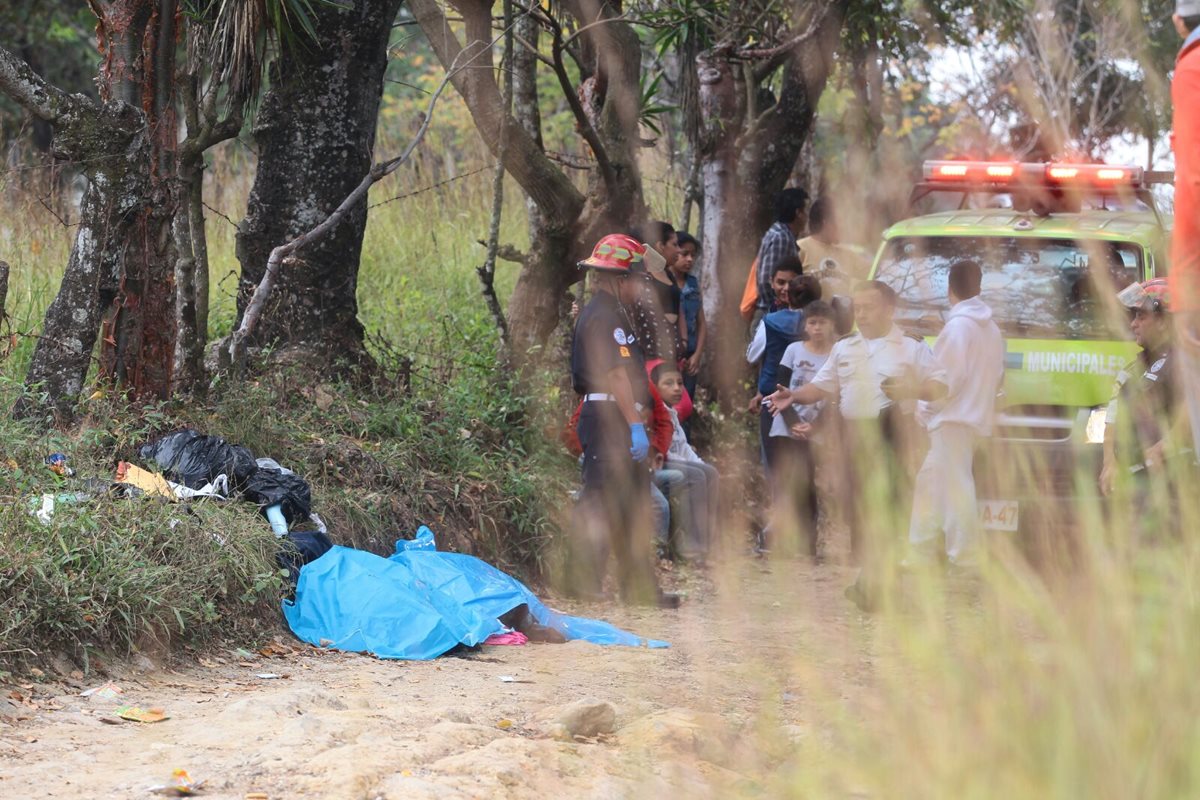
569, 234, 680, 608
1100, 279, 1191, 497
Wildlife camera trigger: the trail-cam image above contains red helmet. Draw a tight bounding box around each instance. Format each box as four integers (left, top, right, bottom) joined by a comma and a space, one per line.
578, 234, 645, 274
1117, 278, 1170, 314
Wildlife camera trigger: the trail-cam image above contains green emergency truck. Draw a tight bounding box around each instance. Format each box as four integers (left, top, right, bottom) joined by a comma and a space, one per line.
868, 160, 1171, 537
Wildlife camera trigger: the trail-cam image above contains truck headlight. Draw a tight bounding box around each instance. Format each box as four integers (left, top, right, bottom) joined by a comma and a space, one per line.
1085, 407, 1107, 444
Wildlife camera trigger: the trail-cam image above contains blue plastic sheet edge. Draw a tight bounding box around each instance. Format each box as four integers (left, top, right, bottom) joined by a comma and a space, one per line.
282, 527, 668, 660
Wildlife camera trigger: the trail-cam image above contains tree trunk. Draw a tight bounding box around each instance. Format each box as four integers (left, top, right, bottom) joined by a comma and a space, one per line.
506, 7, 645, 359
413, 0, 584, 360
697, 6, 844, 406
173, 156, 203, 392
695, 47, 747, 407
0, 260, 9, 322
678, 148, 701, 233
174, 67, 241, 394
501, 9, 575, 360
234, 0, 402, 369
13, 107, 150, 420
98, 166, 178, 399
412, 0, 646, 364
0, 3, 182, 422
95, 0, 180, 403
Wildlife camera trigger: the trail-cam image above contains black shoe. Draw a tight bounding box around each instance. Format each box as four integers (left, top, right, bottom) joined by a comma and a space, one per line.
656, 591, 683, 609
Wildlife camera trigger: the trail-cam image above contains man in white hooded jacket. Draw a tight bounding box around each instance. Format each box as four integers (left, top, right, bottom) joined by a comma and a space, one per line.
905, 260, 1005, 568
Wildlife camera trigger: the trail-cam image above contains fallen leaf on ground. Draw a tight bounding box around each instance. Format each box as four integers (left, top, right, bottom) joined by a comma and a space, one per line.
115, 706, 169, 723
258, 642, 294, 657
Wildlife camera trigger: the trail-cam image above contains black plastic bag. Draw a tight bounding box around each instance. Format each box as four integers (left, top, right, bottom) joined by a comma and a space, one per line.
276, 529, 333, 585
139, 430, 258, 490
244, 467, 312, 525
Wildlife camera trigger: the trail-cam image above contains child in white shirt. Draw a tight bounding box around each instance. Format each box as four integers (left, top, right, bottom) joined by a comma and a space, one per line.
767, 301, 835, 558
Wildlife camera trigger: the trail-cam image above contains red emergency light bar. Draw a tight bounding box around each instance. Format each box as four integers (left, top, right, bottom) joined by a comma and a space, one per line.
923, 160, 1143, 188
926, 161, 1017, 183
934, 163, 969, 178
1045, 163, 1141, 184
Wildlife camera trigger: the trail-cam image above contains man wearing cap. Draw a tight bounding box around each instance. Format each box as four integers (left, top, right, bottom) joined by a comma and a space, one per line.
571, 234, 680, 608
1100, 280, 1188, 498
1170, 1, 1200, 464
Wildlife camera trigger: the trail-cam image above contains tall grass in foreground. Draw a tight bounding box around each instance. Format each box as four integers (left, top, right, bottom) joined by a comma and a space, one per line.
710, 433, 1200, 796
785, 512, 1200, 796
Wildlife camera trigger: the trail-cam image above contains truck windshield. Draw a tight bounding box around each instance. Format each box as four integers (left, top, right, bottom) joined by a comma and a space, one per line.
873, 236, 1142, 340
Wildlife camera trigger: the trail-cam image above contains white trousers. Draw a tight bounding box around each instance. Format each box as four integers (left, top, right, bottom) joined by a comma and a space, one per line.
908, 422, 980, 566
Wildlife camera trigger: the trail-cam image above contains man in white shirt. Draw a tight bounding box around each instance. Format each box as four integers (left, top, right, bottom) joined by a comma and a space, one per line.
768, 281, 947, 606
901, 261, 1004, 569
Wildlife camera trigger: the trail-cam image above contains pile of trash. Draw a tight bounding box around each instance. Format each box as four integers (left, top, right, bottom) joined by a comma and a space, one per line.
31, 429, 665, 660
136, 430, 331, 581
138, 429, 316, 534
35, 432, 317, 528
33, 430, 332, 582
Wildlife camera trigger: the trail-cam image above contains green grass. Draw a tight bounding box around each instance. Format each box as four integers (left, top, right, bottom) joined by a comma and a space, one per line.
0, 405, 285, 675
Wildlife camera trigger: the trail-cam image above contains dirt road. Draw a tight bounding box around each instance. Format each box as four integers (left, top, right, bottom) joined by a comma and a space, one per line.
0, 558, 875, 799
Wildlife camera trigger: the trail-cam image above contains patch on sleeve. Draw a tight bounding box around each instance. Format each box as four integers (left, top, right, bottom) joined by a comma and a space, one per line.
613, 328, 629, 345
619, 346, 631, 358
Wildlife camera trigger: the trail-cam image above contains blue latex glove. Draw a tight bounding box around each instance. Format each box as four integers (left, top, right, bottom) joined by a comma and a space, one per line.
629, 423, 650, 461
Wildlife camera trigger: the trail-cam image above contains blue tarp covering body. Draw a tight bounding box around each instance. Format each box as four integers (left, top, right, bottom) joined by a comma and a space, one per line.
282, 527, 668, 660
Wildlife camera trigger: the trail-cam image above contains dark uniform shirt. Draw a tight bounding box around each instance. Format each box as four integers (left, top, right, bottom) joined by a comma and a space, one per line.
627, 275, 679, 364
1106, 344, 1178, 460
571, 290, 650, 403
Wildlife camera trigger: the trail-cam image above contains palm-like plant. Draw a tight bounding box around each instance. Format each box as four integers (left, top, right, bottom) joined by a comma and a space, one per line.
182, 0, 332, 105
